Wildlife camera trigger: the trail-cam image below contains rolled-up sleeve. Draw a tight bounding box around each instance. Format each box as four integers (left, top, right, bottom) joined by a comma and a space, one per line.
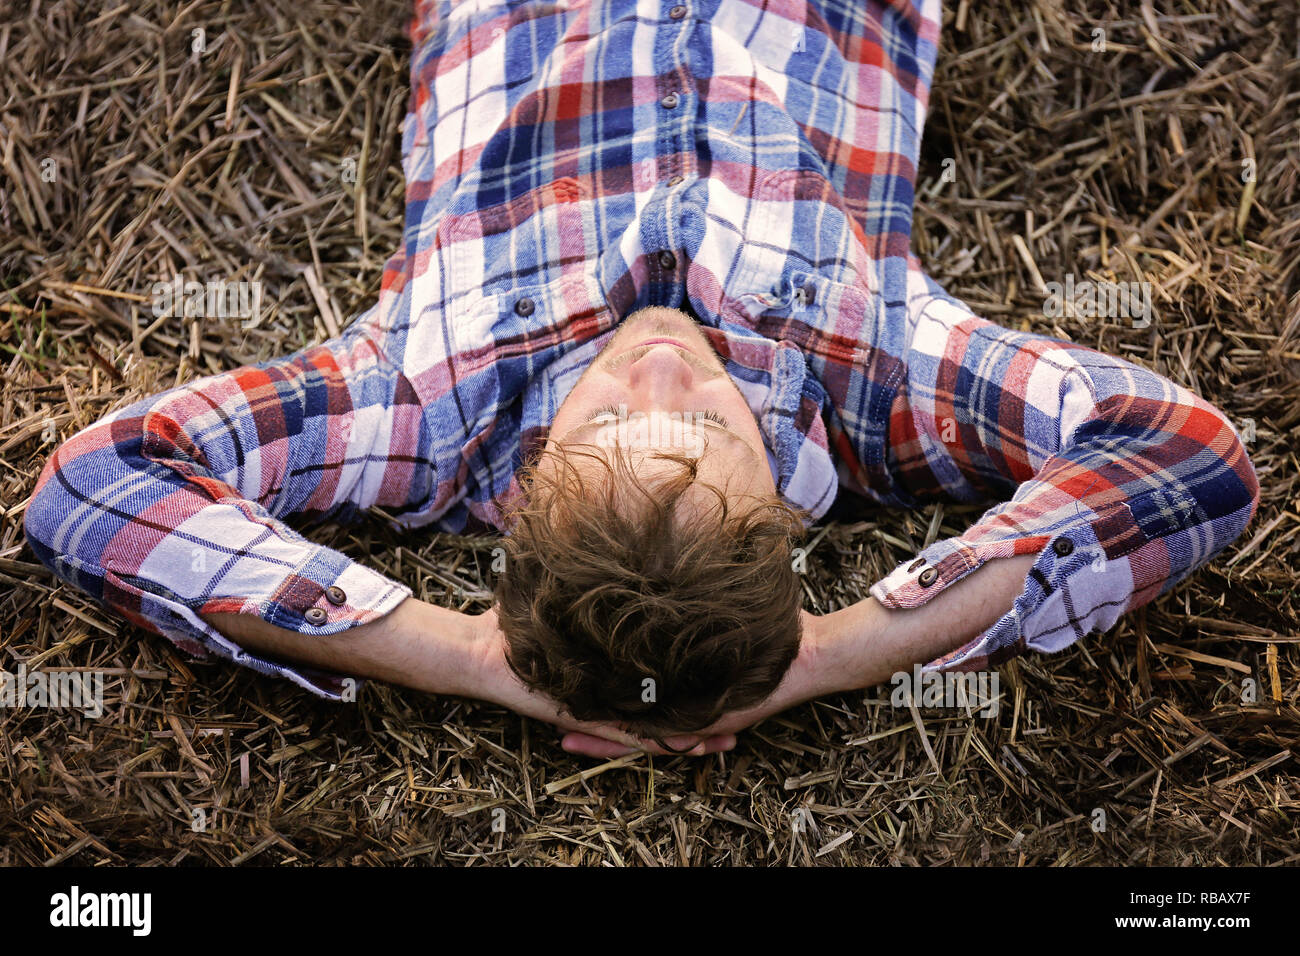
868, 265, 1260, 670
23, 322, 431, 698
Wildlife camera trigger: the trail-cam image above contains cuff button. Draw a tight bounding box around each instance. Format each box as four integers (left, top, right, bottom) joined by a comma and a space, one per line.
918, 567, 938, 587
305, 607, 328, 625
1053, 538, 1075, 557
325, 586, 347, 605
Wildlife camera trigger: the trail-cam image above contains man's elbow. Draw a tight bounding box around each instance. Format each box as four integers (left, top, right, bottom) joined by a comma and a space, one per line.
22, 425, 121, 597
24, 444, 78, 576
1204, 404, 1261, 547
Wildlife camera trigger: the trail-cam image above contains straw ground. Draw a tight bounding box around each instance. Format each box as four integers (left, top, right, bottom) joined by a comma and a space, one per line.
1, 0, 1297, 865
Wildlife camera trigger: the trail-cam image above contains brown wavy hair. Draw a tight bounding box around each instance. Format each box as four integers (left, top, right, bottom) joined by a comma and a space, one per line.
493, 441, 807, 742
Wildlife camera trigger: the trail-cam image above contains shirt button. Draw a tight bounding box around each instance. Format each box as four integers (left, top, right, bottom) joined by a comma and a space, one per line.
660, 92, 680, 109
325, 586, 347, 605
658, 250, 677, 270
918, 567, 938, 587
907, 558, 926, 573
305, 607, 328, 626
667, 175, 684, 187
669, 4, 687, 18
1053, 538, 1075, 557
796, 284, 815, 306
514, 297, 535, 317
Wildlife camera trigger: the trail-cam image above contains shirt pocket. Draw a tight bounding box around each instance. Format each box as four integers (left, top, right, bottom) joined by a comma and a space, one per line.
732, 168, 882, 348
437, 267, 613, 389
730, 166, 904, 498
435, 267, 613, 511
736, 167, 878, 294
439, 176, 593, 316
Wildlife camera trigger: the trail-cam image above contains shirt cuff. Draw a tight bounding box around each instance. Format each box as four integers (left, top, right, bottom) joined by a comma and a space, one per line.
868, 502, 1145, 671
119, 540, 412, 700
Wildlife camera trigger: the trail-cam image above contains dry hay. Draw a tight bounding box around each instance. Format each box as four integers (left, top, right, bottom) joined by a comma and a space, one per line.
0, 0, 1297, 866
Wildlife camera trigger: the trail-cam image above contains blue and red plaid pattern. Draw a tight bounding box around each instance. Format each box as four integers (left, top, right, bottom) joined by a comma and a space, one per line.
25, 0, 1258, 697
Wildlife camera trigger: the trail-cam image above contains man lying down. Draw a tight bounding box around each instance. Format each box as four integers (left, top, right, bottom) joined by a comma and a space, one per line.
25, 0, 1259, 757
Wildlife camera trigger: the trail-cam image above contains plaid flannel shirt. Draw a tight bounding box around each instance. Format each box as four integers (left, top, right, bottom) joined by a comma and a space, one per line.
26, 0, 1259, 698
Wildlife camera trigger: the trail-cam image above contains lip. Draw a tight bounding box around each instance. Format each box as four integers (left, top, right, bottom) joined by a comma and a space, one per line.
631, 337, 693, 351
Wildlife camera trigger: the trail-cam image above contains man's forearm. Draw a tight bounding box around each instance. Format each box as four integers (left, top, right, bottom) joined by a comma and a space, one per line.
815, 554, 1039, 693
201, 597, 485, 698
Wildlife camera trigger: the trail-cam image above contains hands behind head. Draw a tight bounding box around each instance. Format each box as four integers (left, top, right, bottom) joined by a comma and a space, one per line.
553, 610, 828, 758
468, 607, 735, 757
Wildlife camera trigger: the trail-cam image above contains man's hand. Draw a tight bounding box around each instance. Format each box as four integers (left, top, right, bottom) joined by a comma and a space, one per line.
204, 598, 731, 755
202, 553, 1035, 758
558, 610, 830, 757
557, 553, 1040, 756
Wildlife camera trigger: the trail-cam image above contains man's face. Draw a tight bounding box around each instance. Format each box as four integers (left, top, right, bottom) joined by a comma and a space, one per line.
544, 307, 776, 499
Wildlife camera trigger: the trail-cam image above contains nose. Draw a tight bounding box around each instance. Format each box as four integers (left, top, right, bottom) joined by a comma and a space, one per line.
625, 345, 696, 405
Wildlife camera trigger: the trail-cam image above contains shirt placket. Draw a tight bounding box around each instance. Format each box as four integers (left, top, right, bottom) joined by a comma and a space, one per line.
637, 0, 696, 307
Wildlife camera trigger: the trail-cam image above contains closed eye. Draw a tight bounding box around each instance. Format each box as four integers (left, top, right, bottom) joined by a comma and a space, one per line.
585, 406, 731, 429
695, 409, 730, 428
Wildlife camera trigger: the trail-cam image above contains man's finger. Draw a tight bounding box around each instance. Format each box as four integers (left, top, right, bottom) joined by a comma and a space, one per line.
644, 733, 735, 755
659, 734, 704, 753
560, 732, 736, 757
